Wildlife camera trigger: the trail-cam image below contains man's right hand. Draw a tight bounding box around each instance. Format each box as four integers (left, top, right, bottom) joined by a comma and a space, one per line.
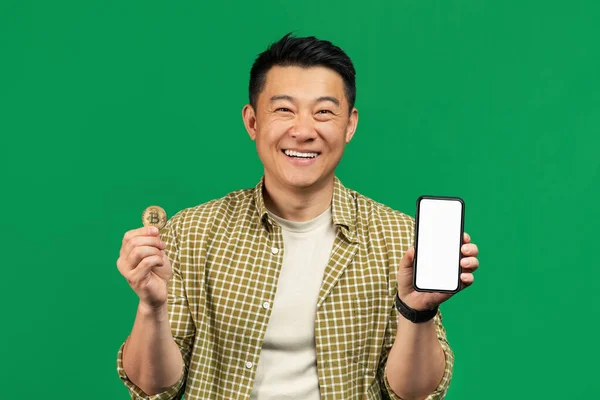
117, 226, 172, 310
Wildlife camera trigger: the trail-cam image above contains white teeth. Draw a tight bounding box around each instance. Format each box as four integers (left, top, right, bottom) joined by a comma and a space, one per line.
284, 150, 319, 158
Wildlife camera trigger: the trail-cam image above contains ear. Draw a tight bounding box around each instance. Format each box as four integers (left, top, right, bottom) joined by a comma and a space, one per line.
242, 104, 258, 141
345, 107, 359, 143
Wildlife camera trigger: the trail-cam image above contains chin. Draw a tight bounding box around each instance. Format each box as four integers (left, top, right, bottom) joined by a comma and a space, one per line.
282, 172, 327, 190
284, 177, 315, 188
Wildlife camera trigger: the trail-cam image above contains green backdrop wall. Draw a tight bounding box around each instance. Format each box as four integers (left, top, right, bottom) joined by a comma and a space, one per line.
1, 0, 598, 398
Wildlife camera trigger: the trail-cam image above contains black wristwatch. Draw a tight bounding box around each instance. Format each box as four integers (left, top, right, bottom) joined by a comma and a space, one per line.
394, 293, 438, 323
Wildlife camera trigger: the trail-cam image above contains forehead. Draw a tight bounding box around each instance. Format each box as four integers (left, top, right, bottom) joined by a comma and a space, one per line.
262, 65, 345, 101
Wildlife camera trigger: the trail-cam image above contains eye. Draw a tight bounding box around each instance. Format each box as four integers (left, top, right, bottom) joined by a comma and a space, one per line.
275, 107, 291, 112
317, 110, 333, 114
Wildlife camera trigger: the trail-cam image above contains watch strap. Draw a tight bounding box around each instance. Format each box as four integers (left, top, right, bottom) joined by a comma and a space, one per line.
394, 293, 438, 323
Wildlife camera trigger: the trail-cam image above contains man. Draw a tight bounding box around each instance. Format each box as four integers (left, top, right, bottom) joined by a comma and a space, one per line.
116, 33, 479, 400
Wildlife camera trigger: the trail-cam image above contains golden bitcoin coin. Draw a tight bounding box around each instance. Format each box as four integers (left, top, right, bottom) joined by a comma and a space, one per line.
142, 205, 167, 230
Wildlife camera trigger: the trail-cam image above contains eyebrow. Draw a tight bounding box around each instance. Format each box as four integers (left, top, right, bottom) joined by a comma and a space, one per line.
270, 95, 340, 107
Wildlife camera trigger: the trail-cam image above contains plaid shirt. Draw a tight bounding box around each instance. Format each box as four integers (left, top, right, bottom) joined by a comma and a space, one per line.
117, 177, 454, 399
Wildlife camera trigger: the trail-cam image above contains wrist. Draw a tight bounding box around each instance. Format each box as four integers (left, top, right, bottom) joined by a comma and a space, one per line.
394, 293, 438, 323
137, 301, 169, 320
397, 313, 435, 329
398, 291, 436, 311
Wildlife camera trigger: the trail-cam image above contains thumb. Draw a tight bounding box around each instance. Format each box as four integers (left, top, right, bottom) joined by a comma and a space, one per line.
400, 247, 415, 270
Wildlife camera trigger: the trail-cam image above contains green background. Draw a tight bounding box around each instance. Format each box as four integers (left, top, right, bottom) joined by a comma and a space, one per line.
1, 0, 598, 398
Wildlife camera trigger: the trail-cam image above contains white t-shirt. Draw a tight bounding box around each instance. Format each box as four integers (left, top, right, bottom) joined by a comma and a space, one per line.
250, 206, 336, 400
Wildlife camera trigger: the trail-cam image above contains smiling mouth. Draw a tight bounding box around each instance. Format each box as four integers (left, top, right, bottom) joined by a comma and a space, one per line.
282, 149, 321, 159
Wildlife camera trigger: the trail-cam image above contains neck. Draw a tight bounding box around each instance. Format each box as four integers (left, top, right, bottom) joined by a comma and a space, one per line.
263, 174, 334, 222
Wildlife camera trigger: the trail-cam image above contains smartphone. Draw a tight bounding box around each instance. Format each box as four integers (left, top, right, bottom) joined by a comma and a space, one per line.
413, 196, 465, 293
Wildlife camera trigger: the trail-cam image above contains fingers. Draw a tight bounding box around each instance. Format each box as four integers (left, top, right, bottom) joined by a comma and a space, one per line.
461, 243, 478, 257
460, 256, 479, 272
122, 226, 160, 245
117, 226, 167, 280
460, 237, 478, 289
463, 232, 471, 243
128, 254, 165, 286
120, 235, 166, 258
460, 238, 478, 287
126, 245, 164, 268
460, 272, 474, 287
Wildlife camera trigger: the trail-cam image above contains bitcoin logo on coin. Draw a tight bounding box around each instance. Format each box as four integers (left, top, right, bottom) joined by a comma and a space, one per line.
149, 212, 160, 225
142, 206, 167, 230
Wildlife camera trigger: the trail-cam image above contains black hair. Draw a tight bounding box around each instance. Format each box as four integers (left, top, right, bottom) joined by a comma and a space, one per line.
249, 33, 356, 112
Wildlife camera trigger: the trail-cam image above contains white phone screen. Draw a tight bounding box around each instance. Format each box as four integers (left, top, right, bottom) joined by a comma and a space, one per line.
414, 197, 463, 292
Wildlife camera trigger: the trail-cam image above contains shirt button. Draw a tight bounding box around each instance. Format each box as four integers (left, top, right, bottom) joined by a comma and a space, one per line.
262, 301, 270, 310
245, 361, 254, 369
271, 247, 279, 254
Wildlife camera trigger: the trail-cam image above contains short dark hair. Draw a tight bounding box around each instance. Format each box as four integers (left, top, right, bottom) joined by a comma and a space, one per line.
249, 33, 356, 112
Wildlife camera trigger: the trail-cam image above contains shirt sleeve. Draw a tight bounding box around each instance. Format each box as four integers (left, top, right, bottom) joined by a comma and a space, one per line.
116, 215, 196, 399
378, 306, 455, 400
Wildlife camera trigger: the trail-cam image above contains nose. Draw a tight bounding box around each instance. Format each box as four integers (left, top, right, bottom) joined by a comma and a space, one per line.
289, 113, 317, 141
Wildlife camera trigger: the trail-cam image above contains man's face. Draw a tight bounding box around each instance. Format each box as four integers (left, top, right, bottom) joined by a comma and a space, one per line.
242, 65, 358, 190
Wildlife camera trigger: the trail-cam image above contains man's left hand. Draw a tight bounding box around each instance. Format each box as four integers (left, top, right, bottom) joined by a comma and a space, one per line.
397, 232, 479, 311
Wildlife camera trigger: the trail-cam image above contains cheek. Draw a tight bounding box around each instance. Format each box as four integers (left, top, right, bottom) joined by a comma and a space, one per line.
255, 135, 269, 158
320, 122, 348, 147
254, 129, 279, 159
259, 119, 290, 142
